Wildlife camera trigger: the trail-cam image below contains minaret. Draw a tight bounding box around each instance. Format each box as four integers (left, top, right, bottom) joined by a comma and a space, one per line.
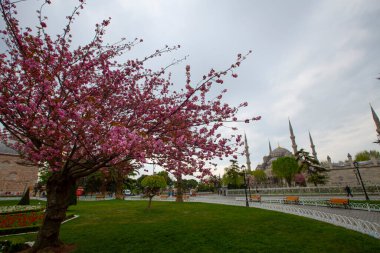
268, 140, 272, 154
289, 119, 298, 155
309, 131, 318, 160
370, 104, 380, 136
244, 133, 252, 171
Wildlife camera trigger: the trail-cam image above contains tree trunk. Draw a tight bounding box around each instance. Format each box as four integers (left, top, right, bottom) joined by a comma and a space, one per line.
148, 196, 153, 209
176, 176, 183, 202
286, 178, 292, 187
115, 171, 124, 200
101, 178, 107, 196
31, 174, 75, 252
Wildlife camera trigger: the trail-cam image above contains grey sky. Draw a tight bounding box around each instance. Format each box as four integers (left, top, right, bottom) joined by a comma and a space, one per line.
5, 0, 380, 176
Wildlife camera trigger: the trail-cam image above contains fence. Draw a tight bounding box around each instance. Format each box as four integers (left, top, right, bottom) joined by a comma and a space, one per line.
226, 185, 380, 197
250, 202, 380, 239
192, 196, 380, 239
235, 197, 380, 212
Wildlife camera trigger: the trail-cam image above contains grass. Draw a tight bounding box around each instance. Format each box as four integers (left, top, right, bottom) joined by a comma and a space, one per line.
1, 199, 380, 253
350, 200, 380, 205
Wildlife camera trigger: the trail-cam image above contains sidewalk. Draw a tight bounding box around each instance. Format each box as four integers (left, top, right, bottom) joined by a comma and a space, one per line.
191, 195, 380, 223
188, 195, 380, 238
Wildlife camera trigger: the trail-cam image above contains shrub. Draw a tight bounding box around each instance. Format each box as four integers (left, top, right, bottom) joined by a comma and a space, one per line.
17, 188, 30, 206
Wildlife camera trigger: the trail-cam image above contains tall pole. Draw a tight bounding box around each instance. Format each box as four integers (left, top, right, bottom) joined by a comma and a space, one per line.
353, 161, 370, 201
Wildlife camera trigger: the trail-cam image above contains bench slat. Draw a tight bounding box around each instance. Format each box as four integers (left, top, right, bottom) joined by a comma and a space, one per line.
283, 196, 299, 204
249, 195, 261, 202
328, 198, 349, 207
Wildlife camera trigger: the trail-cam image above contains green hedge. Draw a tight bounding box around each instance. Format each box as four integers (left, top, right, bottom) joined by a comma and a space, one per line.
0, 226, 40, 236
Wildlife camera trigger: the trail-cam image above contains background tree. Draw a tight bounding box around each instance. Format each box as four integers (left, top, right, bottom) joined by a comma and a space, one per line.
83, 171, 103, 194
156, 171, 173, 187
294, 173, 306, 187
136, 175, 149, 194
141, 175, 167, 209
124, 177, 138, 195
197, 182, 214, 192
355, 150, 380, 162
102, 161, 140, 199
296, 149, 328, 186
251, 169, 267, 185
182, 179, 198, 192
208, 174, 222, 192
0, 1, 254, 251
222, 160, 244, 189
271, 157, 299, 187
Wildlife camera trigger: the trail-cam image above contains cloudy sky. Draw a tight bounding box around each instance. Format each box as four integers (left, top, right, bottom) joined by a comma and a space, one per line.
6, 0, 380, 176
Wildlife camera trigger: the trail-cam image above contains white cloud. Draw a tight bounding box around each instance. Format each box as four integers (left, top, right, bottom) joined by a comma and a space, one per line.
2, 0, 380, 174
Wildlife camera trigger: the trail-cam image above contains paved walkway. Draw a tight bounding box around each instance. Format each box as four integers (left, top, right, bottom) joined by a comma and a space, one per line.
21, 194, 380, 225
164, 195, 380, 238
188, 195, 380, 223
286, 204, 380, 224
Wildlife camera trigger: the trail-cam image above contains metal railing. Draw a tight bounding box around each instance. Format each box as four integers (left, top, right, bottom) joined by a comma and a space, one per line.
250, 202, 380, 239
235, 197, 380, 212
226, 185, 380, 197
197, 196, 380, 239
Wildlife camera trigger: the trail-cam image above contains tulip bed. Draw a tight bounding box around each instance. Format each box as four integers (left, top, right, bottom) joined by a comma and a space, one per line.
0, 205, 44, 235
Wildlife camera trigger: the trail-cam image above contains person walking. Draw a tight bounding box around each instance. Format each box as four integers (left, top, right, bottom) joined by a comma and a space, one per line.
345, 185, 353, 197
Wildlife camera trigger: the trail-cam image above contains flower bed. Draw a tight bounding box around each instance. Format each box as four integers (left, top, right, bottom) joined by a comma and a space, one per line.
0, 206, 45, 235
0, 205, 43, 215
0, 210, 45, 229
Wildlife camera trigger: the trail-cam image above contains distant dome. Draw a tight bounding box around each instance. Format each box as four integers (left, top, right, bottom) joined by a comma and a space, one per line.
270, 147, 292, 158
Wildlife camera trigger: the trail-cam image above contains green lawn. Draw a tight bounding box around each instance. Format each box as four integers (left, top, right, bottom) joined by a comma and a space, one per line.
1, 199, 380, 253
351, 200, 380, 205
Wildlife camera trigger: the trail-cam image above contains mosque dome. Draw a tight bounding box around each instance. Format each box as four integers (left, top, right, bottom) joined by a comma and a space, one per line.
270, 147, 292, 158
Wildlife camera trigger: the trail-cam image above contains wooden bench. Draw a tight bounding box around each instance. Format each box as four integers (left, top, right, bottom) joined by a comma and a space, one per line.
283, 196, 299, 204
328, 198, 350, 209
159, 195, 169, 200
95, 194, 105, 200
249, 195, 261, 203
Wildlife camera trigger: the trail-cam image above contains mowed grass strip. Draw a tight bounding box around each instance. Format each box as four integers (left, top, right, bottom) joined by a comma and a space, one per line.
1, 200, 380, 253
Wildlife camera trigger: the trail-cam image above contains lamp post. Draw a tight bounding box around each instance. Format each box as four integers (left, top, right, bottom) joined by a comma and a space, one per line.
353, 161, 370, 201
241, 165, 249, 207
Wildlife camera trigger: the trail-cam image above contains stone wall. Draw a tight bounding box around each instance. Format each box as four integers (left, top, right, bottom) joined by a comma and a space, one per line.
0, 154, 39, 194
325, 161, 380, 186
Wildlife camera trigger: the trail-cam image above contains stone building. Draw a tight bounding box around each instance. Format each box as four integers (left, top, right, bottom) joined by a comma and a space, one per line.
255, 119, 308, 184
0, 143, 39, 195
324, 105, 380, 186
256, 143, 293, 181
324, 155, 380, 186
253, 106, 380, 186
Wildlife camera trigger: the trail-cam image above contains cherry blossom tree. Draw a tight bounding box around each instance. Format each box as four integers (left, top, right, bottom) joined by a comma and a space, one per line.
0, 0, 258, 251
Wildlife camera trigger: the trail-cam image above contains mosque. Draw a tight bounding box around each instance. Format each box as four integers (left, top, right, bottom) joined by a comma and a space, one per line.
245, 105, 380, 187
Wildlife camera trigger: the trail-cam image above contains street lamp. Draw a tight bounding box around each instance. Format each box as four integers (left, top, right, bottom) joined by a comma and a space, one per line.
353, 161, 370, 201
241, 165, 249, 207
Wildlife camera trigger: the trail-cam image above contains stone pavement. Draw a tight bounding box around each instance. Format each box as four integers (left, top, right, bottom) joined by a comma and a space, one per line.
181, 194, 380, 238
287, 204, 380, 224
187, 195, 380, 231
